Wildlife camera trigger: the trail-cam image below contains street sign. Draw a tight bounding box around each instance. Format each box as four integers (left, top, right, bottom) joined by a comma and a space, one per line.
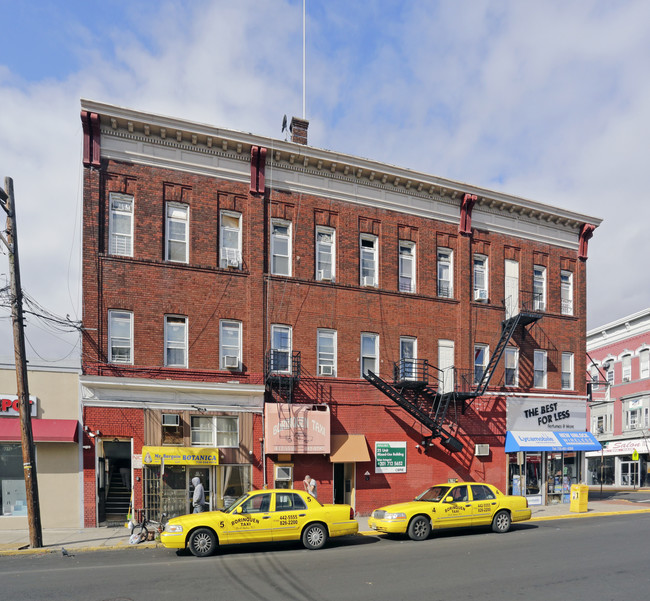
632, 449, 639, 461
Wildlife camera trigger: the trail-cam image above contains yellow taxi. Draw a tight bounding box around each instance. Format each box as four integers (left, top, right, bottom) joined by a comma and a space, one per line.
160, 488, 358, 556
368, 482, 531, 541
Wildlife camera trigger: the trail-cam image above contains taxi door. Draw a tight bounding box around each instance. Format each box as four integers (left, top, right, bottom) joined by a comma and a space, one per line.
271, 492, 312, 541
435, 485, 473, 529
222, 492, 273, 543
469, 484, 499, 527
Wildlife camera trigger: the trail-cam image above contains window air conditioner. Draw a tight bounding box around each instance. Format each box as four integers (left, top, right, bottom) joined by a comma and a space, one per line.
275, 465, 293, 481
162, 414, 180, 426
224, 355, 239, 369
474, 443, 490, 457
317, 270, 331, 281
474, 289, 488, 301
319, 365, 334, 376
362, 276, 375, 287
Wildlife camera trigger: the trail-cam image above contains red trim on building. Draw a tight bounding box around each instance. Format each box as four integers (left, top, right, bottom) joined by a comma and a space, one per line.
250, 146, 266, 194
0, 418, 79, 442
459, 193, 477, 235
80, 111, 101, 168
579, 223, 596, 260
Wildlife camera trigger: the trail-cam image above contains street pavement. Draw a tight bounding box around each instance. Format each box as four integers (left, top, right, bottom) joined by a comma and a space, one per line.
2, 489, 649, 556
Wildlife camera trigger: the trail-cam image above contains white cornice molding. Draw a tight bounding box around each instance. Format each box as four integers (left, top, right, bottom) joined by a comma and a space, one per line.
587, 308, 650, 350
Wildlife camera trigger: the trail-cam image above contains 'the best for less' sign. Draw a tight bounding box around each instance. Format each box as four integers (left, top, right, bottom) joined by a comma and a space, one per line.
375, 441, 407, 474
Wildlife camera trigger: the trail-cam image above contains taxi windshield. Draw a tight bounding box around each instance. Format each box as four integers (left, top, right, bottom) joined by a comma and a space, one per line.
415, 486, 450, 502
223, 494, 248, 513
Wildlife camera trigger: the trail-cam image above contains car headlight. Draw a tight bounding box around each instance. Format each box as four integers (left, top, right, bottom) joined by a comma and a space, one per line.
383, 512, 407, 520
165, 524, 184, 533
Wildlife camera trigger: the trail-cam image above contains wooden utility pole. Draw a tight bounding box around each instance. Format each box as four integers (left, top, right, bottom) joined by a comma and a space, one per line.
0, 177, 42, 548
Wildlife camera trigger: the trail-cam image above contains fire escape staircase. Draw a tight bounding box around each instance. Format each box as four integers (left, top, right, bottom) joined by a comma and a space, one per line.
265, 350, 301, 403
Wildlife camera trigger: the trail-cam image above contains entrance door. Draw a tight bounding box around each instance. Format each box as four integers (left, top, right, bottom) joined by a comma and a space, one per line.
505, 259, 519, 319
621, 461, 639, 486
333, 463, 355, 506
98, 439, 132, 525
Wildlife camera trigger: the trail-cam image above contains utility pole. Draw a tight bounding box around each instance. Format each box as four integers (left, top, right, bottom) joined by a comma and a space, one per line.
0, 177, 42, 548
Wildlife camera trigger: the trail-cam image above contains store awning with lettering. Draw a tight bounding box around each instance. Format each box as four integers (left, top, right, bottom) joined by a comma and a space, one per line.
329, 435, 371, 463
585, 437, 650, 457
505, 430, 602, 453
0, 418, 78, 442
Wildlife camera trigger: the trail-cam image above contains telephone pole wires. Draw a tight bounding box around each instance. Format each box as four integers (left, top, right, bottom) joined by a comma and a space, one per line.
0, 176, 42, 548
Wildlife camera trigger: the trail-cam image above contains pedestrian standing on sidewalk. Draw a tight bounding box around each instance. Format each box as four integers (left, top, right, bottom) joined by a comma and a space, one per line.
308, 477, 318, 499
192, 477, 206, 512
303, 474, 311, 493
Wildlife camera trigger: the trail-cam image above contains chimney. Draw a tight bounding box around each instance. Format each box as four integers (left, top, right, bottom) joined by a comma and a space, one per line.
290, 117, 309, 145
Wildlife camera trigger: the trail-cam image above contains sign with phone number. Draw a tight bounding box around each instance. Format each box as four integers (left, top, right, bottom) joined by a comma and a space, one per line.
375, 441, 407, 473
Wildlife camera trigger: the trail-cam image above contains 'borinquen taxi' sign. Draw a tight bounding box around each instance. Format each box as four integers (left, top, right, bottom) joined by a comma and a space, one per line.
141, 446, 220, 466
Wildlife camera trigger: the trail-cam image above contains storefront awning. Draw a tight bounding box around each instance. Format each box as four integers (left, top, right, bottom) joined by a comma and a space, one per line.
505, 431, 601, 453
329, 435, 371, 463
0, 418, 79, 442
585, 437, 650, 457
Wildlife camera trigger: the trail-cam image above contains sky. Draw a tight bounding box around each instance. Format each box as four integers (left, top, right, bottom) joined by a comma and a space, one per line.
0, 0, 649, 366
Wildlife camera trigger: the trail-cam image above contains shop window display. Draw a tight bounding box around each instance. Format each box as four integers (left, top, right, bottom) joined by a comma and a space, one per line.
0, 444, 27, 516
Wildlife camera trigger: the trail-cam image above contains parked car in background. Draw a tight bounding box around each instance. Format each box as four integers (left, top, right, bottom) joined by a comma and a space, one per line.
160, 488, 358, 557
368, 482, 531, 540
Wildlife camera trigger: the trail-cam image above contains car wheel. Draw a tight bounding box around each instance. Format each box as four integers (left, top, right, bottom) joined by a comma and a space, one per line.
492, 510, 511, 533
302, 523, 328, 550
407, 516, 431, 541
189, 528, 217, 557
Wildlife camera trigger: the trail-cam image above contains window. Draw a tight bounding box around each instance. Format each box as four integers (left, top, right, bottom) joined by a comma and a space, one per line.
622, 354, 632, 382
166, 203, 189, 263
437, 248, 453, 298
474, 344, 489, 385
470, 484, 496, 501
316, 227, 335, 281
625, 399, 649, 431
606, 365, 614, 386
533, 265, 546, 311
165, 316, 187, 367
108, 310, 133, 364
317, 329, 336, 376
592, 414, 612, 435
361, 333, 379, 376
360, 234, 378, 287
504, 347, 519, 387
473, 255, 488, 301
534, 350, 547, 388
399, 241, 416, 293
400, 337, 417, 380
640, 349, 650, 379
275, 492, 308, 511
220, 320, 241, 370
220, 211, 242, 269
271, 220, 291, 276
162, 414, 182, 445
438, 339, 455, 394
191, 415, 239, 447
561, 271, 573, 315
109, 193, 133, 256
561, 352, 574, 390
271, 325, 292, 373
0, 444, 25, 516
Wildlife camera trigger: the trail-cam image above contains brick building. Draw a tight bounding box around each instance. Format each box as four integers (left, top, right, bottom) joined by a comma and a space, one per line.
586, 308, 650, 488
80, 99, 602, 525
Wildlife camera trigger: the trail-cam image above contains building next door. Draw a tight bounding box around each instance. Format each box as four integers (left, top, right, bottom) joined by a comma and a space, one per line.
333, 463, 354, 506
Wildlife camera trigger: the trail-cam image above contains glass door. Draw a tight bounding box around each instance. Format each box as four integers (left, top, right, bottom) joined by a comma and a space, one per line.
621, 460, 639, 487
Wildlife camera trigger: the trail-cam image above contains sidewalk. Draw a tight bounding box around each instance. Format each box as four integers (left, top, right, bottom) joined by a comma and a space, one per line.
2, 496, 650, 556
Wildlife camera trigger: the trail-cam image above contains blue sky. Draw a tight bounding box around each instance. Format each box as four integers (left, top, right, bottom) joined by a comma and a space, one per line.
1, 0, 649, 363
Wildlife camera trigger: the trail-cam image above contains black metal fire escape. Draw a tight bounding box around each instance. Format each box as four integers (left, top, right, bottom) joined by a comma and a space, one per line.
265, 350, 301, 403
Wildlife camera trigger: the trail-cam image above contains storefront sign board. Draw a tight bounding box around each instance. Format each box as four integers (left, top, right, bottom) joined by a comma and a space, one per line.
141, 446, 220, 465
585, 437, 650, 457
264, 403, 330, 454
0, 394, 37, 417
507, 397, 587, 431
375, 441, 407, 473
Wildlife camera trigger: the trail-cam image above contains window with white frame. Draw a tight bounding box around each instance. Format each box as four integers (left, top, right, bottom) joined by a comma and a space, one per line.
108, 310, 133, 364
165, 315, 187, 367
560, 270, 573, 315
109, 193, 133, 257
271, 324, 292, 373
533, 265, 546, 311
399, 241, 416, 293
561, 352, 574, 390
473, 255, 488, 301
166, 203, 189, 263
534, 350, 547, 388
191, 415, 239, 447
271, 220, 292, 276
591, 412, 612, 435
400, 336, 417, 380
360, 234, 378, 287
624, 399, 649, 431
504, 347, 518, 387
474, 344, 489, 385
640, 349, 650, 379
317, 329, 337, 376
622, 354, 632, 382
361, 332, 379, 376
437, 248, 453, 298
220, 320, 241, 370
220, 211, 242, 269
315, 227, 335, 281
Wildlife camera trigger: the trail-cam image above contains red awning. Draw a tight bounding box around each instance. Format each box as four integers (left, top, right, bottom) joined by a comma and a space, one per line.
0, 418, 79, 442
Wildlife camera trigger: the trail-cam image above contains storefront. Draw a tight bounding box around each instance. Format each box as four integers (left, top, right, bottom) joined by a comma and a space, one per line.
585, 438, 650, 488
505, 396, 601, 505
